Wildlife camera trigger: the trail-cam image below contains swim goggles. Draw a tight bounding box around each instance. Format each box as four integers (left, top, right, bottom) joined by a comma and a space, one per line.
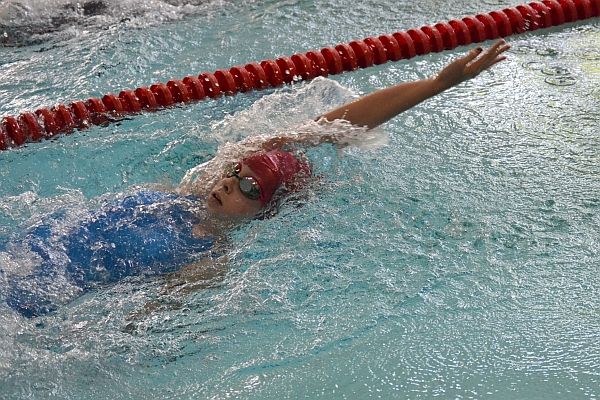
226, 163, 261, 201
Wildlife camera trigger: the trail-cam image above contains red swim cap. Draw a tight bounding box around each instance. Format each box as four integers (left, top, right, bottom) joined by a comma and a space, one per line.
242, 149, 311, 206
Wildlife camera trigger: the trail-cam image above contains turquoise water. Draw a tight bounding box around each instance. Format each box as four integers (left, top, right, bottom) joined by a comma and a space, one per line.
1, 0, 599, 398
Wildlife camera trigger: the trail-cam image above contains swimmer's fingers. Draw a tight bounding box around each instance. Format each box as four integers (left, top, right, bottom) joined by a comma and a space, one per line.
435, 40, 509, 89
461, 46, 485, 66
467, 40, 510, 75
481, 41, 511, 67
490, 55, 508, 67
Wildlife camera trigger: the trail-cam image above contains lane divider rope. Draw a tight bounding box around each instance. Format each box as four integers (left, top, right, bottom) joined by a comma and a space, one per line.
1, 0, 598, 150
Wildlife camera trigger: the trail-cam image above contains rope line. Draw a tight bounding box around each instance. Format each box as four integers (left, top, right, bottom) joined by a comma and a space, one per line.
1, 0, 598, 150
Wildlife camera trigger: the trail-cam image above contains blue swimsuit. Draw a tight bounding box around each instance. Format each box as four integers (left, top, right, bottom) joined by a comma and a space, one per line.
3, 190, 216, 318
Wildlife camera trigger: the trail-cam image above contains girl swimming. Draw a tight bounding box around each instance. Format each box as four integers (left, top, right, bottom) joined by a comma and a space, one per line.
2, 40, 510, 317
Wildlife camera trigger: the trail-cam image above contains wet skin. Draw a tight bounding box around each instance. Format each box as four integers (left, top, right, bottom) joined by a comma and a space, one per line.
206, 163, 262, 220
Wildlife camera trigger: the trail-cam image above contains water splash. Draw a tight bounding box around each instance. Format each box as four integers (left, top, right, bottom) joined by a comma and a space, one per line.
0, 0, 228, 46
179, 77, 388, 196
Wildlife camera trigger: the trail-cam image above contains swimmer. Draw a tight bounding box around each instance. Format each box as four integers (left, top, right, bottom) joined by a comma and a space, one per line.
3, 40, 510, 318
190, 39, 510, 219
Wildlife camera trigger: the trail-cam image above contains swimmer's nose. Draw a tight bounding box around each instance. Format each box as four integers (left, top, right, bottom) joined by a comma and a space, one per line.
222, 177, 235, 194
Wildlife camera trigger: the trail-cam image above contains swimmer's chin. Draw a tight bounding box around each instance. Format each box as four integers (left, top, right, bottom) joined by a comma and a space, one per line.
206, 200, 257, 223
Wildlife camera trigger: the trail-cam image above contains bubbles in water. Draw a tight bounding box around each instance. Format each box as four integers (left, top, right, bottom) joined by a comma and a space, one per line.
510, 44, 537, 54
541, 65, 571, 76
544, 75, 577, 86
576, 49, 600, 61
514, 45, 578, 86
535, 47, 560, 57
522, 61, 545, 71
539, 65, 577, 86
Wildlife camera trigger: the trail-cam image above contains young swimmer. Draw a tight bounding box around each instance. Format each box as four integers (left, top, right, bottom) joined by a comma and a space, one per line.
3, 40, 510, 318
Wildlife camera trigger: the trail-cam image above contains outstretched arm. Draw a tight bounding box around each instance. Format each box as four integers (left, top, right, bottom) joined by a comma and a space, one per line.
318, 39, 510, 129
259, 40, 510, 151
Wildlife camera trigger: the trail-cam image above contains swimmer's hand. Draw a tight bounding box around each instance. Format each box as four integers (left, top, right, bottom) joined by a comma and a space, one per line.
435, 39, 510, 91
316, 39, 510, 130
123, 257, 228, 331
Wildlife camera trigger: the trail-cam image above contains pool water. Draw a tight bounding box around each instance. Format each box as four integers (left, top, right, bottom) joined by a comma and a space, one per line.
1, 0, 599, 398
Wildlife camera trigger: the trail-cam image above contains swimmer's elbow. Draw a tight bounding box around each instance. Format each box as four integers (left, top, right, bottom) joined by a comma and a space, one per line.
164, 256, 229, 294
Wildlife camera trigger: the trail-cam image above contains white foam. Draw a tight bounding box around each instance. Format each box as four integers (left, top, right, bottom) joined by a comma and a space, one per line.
0, 0, 226, 45
178, 77, 388, 196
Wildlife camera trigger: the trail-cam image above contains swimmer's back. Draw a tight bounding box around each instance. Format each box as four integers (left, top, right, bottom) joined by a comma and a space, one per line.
5, 190, 216, 317
65, 190, 214, 285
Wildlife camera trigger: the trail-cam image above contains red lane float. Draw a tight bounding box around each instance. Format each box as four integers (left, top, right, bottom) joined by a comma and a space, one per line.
3, 116, 24, 146
321, 47, 344, 74
134, 87, 158, 109
260, 60, 284, 86
35, 108, 59, 135
0, 124, 9, 150
363, 37, 387, 64
245, 63, 269, 89
305, 51, 329, 77
448, 19, 472, 45
214, 70, 237, 94
19, 112, 42, 141
1, 0, 598, 150
119, 90, 142, 113
70, 101, 91, 124
199, 73, 221, 97
167, 80, 191, 103
432, 23, 458, 49
182, 76, 206, 100
334, 43, 358, 71
150, 84, 174, 107
291, 53, 316, 80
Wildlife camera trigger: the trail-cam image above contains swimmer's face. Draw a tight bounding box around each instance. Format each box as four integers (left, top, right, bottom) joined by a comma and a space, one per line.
207, 163, 263, 220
